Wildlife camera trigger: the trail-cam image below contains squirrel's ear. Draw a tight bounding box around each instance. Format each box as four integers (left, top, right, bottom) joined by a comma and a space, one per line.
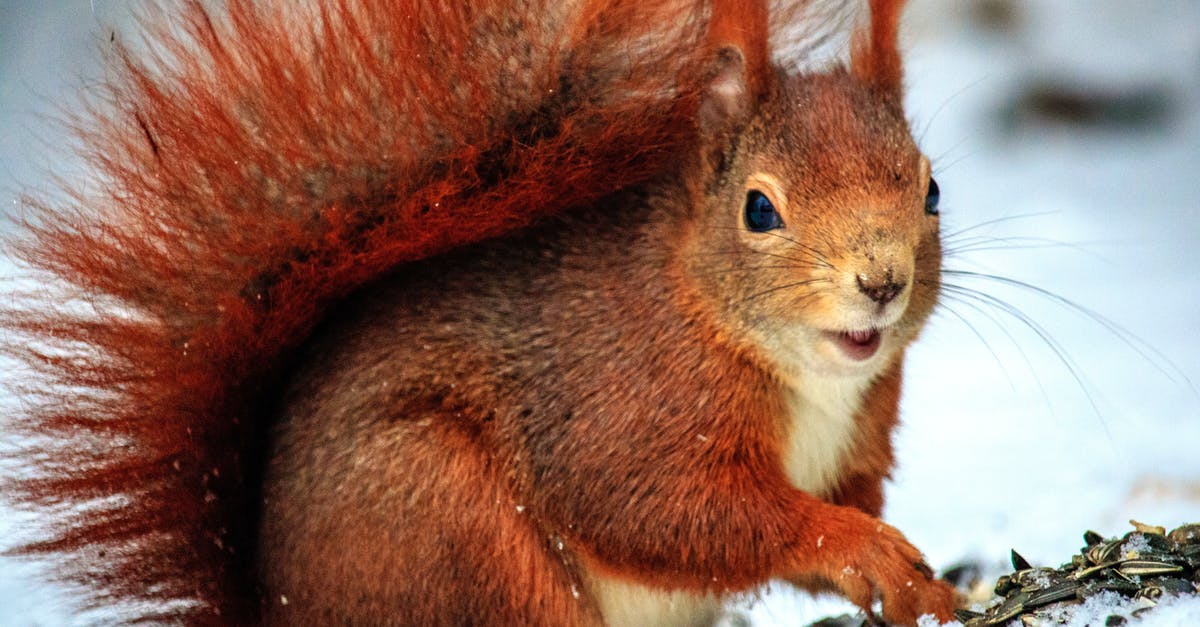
697, 46, 751, 135
698, 0, 770, 135
851, 0, 907, 97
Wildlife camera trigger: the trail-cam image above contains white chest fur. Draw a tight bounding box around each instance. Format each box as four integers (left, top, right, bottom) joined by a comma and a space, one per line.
588, 574, 720, 627
779, 375, 869, 496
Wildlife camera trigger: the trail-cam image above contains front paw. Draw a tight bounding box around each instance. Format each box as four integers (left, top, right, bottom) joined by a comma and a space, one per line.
807, 511, 957, 625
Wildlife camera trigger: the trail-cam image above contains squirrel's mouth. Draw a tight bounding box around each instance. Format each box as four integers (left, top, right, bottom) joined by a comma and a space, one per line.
825, 329, 882, 361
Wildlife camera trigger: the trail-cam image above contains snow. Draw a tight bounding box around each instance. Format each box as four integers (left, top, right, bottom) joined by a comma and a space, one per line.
1122, 533, 1154, 558
2, 0, 1198, 625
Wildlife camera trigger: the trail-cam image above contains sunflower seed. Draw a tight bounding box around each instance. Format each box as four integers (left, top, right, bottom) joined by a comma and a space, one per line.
1117, 559, 1184, 578
1011, 549, 1033, 571
1026, 580, 1083, 607
1170, 524, 1200, 547
986, 590, 1029, 625
1130, 520, 1167, 536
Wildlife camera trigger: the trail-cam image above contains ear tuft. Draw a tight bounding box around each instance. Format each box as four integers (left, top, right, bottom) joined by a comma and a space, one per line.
851, 0, 907, 97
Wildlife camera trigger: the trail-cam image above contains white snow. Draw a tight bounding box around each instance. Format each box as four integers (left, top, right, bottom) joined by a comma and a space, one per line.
2, 0, 1199, 624
1122, 532, 1154, 558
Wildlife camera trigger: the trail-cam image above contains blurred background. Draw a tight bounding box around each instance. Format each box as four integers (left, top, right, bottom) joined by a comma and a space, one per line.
2, 1, 1198, 624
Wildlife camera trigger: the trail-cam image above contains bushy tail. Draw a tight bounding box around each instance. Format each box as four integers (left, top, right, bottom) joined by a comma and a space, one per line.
0, 0, 814, 620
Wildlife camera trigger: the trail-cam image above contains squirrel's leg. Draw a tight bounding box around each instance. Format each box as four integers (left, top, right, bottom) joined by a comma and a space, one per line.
784, 474, 888, 602
558, 444, 956, 627
595, 480, 954, 625
259, 405, 597, 626
536, 364, 953, 625
828, 472, 887, 517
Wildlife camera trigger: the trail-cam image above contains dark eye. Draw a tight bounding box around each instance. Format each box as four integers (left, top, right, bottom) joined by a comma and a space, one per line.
924, 177, 940, 216
744, 190, 783, 231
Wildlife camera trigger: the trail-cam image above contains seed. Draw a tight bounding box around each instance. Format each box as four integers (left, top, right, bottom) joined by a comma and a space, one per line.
1013, 567, 1056, 588
954, 608, 984, 622
1079, 579, 1141, 597
1123, 530, 1172, 554
1141, 577, 1196, 597
1087, 539, 1124, 566
1011, 549, 1033, 571
1026, 580, 1083, 607
1169, 523, 1200, 547
1073, 561, 1120, 581
986, 590, 1029, 625
1130, 520, 1167, 536
1117, 559, 1184, 578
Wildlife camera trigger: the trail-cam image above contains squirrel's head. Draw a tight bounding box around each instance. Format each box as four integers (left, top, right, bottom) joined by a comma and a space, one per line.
677, 0, 940, 382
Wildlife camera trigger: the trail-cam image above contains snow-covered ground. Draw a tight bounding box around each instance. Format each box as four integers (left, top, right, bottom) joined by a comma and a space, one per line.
2, 1, 1198, 625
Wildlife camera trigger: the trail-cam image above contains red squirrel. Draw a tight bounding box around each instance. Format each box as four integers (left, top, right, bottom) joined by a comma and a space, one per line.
2, 0, 957, 624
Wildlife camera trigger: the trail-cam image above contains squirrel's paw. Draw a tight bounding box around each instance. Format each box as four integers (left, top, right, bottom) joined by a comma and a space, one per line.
815, 512, 957, 626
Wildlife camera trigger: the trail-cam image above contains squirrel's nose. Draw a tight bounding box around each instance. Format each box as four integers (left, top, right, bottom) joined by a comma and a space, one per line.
856, 272, 906, 306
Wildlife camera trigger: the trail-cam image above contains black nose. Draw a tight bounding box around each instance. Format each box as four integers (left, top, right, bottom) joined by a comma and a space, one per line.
856, 273, 905, 305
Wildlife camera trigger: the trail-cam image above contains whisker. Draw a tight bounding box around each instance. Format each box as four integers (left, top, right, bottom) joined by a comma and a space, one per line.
941, 211, 1060, 241
943, 269, 1192, 390
739, 279, 831, 304
931, 148, 978, 177
696, 249, 831, 269
929, 135, 972, 169
938, 281, 1110, 431
709, 226, 836, 270
944, 234, 1075, 248
929, 298, 1019, 392
917, 75, 988, 145
943, 235, 1112, 262
688, 264, 819, 279
930, 282, 1060, 406
921, 285, 1017, 386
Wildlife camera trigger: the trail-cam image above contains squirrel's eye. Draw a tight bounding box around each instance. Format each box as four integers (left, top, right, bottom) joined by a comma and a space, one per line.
924, 177, 940, 216
744, 190, 783, 231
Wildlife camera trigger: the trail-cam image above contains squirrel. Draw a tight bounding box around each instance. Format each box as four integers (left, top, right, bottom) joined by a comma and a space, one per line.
2, 0, 957, 625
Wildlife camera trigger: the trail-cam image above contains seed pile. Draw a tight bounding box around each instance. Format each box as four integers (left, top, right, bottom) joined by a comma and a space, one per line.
955, 521, 1200, 626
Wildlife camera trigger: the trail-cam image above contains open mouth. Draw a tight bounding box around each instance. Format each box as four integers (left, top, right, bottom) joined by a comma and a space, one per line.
825, 329, 882, 361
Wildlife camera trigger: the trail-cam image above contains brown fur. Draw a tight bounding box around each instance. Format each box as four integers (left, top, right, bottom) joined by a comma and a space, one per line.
3, 0, 954, 624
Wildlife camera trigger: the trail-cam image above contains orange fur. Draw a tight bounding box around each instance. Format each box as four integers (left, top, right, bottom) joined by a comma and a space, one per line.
852, 0, 907, 95
2, 0, 954, 624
